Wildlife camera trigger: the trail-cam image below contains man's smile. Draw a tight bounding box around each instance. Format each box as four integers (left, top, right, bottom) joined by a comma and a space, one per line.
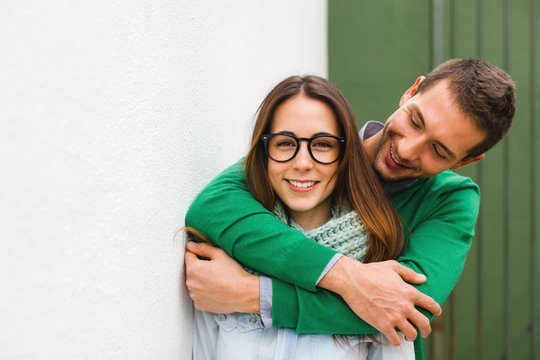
385, 144, 411, 171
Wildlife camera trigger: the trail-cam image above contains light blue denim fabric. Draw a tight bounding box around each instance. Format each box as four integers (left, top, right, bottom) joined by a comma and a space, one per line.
193, 310, 414, 360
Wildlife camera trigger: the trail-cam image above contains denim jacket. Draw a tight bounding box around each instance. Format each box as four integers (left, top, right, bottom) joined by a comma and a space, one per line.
193, 310, 414, 360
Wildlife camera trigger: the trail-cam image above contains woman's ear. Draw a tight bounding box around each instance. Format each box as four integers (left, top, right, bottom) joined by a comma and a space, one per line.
399, 76, 426, 106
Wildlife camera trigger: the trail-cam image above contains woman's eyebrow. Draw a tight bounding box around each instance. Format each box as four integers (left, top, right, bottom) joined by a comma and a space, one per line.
274, 130, 296, 136
313, 131, 336, 136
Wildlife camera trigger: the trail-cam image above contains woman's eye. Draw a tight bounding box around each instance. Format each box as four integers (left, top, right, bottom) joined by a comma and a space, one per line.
312, 139, 336, 150
276, 140, 295, 148
313, 141, 331, 148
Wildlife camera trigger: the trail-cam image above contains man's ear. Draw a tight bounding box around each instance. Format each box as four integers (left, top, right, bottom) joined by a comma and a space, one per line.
399, 76, 426, 106
450, 154, 485, 170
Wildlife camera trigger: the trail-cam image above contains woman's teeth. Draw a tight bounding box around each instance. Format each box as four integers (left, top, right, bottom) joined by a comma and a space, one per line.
289, 180, 315, 188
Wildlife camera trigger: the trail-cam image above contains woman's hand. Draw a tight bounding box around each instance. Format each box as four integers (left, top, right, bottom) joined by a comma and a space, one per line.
184, 241, 260, 314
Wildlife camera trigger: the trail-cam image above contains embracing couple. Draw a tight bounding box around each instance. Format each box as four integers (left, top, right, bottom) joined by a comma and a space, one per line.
184, 58, 515, 359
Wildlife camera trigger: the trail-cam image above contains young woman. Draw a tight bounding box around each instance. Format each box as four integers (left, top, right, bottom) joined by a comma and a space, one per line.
190, 75, 413, 359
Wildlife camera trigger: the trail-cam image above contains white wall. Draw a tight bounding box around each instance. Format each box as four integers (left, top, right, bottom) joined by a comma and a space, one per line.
0, 1, 327, 358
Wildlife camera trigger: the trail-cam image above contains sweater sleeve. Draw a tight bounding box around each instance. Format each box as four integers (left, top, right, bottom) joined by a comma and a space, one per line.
272, 175, 479, 333
185, 159, 337, 291
271, 277, 377, 333
394, 178, 480, 311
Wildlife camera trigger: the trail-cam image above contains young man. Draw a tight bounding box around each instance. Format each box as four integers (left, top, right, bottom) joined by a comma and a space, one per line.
184, 58, 516, 358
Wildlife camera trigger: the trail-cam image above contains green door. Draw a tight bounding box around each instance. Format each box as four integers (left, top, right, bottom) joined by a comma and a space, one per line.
329, 1, 540, 359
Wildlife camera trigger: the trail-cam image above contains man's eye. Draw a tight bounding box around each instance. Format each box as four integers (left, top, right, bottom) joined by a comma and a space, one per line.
433, 145, 446, 159
409, 114, 420, 129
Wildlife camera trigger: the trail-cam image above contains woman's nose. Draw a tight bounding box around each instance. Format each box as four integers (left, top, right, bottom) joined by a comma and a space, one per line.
292, 143, 314, 170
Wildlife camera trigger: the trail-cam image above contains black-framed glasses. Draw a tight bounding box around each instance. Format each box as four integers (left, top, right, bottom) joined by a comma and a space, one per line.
261, 132, 345, 164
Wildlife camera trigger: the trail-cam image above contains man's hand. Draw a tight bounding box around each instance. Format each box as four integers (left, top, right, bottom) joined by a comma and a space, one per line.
318, 256, 442, 346
184, 241, 260, 313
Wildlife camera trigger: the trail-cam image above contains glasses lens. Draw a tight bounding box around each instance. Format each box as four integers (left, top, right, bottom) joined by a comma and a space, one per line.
267, 134, 297, 162
310, 136, 341, 163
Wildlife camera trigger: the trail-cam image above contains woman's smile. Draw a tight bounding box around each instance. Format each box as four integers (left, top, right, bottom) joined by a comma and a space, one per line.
285, 179, 318, 192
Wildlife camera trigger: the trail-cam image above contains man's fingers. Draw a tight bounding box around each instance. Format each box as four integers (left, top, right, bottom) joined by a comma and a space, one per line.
391, 262, 442, 317
186, 241, 220, 260
380, 327, 402, 346
393, 262, 426, 284
395, 319, 418, 342
414, 292, 442, 317
184, 250, 199, 266
407, 309, 432, 338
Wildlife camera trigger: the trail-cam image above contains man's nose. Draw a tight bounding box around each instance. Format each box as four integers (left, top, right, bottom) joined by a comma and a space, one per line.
397, 137, 423, 161
292, 143, 314, 170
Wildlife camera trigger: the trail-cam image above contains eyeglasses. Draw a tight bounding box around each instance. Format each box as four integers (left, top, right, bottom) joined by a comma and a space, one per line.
261, 132, 345, 164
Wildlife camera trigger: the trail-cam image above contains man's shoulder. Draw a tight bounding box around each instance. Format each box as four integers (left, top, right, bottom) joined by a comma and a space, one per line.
392, 170, 479, 209
393, 171, 480, 227
425, 169, 479, 191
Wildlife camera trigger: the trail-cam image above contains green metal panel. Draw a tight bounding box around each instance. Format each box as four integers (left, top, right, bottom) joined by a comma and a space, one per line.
451, 2, 508, 359
329, 0, 431, 126
507, 2, 533, 358
328, 1, 539, 359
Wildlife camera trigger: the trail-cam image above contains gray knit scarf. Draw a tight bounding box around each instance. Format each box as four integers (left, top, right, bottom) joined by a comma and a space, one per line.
273, 200, 368, 262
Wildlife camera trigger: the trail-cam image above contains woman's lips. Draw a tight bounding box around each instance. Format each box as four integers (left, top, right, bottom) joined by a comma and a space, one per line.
286, 179, 318, 192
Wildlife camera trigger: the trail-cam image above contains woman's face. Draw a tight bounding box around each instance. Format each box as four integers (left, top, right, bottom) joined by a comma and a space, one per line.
267, 95, 340, 229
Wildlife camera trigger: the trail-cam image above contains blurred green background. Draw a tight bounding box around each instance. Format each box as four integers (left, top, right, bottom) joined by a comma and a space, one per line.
328, 1, 540, 359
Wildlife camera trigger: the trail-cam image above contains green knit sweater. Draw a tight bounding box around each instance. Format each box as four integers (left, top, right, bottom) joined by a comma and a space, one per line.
185, 159, 480, 359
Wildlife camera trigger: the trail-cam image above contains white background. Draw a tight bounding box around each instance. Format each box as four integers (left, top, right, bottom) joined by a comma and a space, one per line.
0, 1, 327, 358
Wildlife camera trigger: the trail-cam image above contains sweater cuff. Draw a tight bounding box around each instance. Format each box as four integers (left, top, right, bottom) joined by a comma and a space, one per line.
271, 278, 299, 328
316, 253, 344, 285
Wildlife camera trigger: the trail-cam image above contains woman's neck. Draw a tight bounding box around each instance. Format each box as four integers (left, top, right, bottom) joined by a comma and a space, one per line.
289, 204, 332, 230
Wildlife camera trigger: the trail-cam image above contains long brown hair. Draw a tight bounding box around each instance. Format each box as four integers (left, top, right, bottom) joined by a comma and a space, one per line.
244, 75, 403, 262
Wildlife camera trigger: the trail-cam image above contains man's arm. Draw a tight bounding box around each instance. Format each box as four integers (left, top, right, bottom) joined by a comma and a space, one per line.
185, 206, 474, 345
185, 159, 447, 344
272, 172, 479, 335
184, 241, 430, 345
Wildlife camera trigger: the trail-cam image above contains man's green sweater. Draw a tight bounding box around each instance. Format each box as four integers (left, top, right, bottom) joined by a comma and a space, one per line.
185, 159, 479, 359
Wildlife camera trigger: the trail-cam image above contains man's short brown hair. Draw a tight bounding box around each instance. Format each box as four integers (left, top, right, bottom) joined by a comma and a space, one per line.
417, 58, 516, 158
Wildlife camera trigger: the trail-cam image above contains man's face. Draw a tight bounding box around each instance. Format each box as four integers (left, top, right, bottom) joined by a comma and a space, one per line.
370, 79, 486, 181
